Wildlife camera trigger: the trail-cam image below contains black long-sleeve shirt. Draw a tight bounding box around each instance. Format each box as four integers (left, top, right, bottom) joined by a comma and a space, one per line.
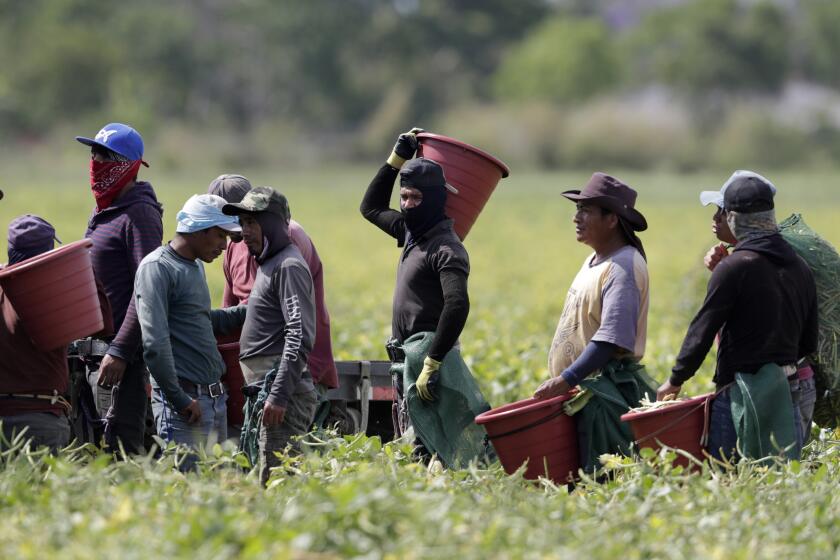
360, 164, 470, 361
671, 233, 818, 387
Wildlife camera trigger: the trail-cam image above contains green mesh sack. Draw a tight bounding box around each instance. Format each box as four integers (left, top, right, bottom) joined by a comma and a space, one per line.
396, 332, 493, 468
779, 214, 840, 428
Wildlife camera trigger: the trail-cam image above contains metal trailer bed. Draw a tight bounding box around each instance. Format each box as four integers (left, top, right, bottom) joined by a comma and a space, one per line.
326, 360, 396, 441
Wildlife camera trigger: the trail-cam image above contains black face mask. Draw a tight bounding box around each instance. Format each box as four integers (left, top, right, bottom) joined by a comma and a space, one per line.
402, 185, 447, 240
253, 212, 291, 262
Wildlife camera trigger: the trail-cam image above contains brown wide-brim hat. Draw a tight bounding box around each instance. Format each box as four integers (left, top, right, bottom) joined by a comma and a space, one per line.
562, 172, 648, 231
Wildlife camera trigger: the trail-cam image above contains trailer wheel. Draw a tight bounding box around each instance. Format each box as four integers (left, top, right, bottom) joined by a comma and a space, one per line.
343, 407, 362, 435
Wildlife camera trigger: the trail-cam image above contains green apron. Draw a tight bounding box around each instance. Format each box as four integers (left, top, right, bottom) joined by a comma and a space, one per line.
563, 359, 658, 472
730, 363, 798, 460
392, 332, 493, 468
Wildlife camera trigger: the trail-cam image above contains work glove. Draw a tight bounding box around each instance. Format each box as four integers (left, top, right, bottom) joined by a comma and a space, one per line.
416, 356, 441, 401
386, 127, 425, 169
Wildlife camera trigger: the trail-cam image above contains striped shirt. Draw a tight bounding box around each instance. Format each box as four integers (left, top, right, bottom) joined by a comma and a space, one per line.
85, 182, 163, 361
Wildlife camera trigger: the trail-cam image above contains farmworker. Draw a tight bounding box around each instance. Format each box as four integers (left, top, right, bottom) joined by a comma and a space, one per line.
698, 171, 817, 446
658, 174, 818, 461
76, 123, 163, 454
221, 187, 317, 485
360, 128, 480, 459
534, 172, 654, 472
0, 216, 112, 451
207, 175, 338, 422
134, 194, 245, 452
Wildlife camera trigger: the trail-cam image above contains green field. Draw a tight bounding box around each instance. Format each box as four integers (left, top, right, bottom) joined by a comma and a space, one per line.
1, 167, 839, 558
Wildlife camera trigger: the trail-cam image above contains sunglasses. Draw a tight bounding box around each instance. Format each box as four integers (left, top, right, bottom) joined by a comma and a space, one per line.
90, 145, 119, 161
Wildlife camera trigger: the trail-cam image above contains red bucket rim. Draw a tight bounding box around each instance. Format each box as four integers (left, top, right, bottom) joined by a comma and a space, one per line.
417, 132, 511, 179
0, 239, 93, 280
620, 392, 714, 422
475, 393, 573, 425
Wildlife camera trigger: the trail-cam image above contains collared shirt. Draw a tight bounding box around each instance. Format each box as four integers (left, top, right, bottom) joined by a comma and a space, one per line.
135, 244, 245, 411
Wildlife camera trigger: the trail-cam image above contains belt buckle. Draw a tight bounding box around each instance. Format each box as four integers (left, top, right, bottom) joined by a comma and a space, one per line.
208, 382, 224, 398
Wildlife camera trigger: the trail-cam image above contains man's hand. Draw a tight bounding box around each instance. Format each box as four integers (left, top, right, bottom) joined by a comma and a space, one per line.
97, 354, 127, 387
386, 127, 425, 169
704, 243, 729, 272
180, 399, 202, 424
657, 380, 682, 401
262, 401, 287, 427
417, 356, 441, 401
534, 376, 572, 399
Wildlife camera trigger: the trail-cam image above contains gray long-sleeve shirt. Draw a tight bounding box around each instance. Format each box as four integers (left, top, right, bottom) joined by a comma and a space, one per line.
239, 244, 316, 407
135, 244, 246, 411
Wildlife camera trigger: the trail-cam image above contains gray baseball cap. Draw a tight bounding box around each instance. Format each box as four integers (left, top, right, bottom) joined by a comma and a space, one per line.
700, 170, 776, 208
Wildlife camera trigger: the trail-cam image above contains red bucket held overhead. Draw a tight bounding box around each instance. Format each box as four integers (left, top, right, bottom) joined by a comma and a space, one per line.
416, 133, 510, 241
217, 339, 245, 427
0, 239, 103, 350
620, 393, 714, 467
475, 394, 579, 483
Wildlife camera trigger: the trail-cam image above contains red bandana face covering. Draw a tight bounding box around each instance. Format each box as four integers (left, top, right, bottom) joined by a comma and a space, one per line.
90, 159, 142, 211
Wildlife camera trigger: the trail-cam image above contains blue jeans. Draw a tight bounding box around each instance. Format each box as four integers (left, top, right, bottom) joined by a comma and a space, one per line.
797, 377, 816, 444
151, 387, 228, 450
707, 388, 739, 461
789, 376, 818, 449
1, 412, 70, 452
89, 359, 149, 454
708, 381, 804, 462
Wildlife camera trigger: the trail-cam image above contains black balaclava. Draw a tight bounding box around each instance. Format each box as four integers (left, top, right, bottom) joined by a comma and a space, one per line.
399, 158, 448, 241
254, 211, 291, 263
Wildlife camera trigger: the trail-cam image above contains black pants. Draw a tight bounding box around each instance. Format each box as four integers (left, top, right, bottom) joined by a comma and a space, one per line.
105, 359, 148, 454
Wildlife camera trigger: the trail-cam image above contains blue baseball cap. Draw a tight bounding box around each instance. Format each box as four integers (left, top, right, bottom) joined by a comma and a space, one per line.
76, 123, 149, 167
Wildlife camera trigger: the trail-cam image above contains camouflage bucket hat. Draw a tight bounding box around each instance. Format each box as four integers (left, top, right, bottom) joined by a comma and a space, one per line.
222, 186, 290, 221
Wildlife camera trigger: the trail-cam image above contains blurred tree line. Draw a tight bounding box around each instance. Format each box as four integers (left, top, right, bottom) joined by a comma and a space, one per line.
0, 0, 545, 136
2, 0, 840, 169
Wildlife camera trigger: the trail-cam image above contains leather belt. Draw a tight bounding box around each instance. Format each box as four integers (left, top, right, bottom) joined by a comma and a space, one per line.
69, 338, 110, 358
178, 377, 225, 398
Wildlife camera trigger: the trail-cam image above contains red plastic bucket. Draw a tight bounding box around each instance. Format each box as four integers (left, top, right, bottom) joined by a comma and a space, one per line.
416, 133, 510, 241
620, 393, 714, 467
218, 342, 245, 426
475, 394, 579, 483
0, 239, 103, 350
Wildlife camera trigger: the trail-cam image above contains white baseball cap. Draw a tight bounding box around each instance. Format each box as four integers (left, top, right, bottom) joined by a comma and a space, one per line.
176, 194, 242, 233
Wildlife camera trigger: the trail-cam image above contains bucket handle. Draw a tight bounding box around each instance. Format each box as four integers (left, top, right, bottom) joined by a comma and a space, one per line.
633, 386, 728, 448
632, 399, 709, 447
487, 406, 567, 441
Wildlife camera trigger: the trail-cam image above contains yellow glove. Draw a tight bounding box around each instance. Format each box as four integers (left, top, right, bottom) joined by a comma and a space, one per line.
416, 356, 441, 401
386, 127, 425, 169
